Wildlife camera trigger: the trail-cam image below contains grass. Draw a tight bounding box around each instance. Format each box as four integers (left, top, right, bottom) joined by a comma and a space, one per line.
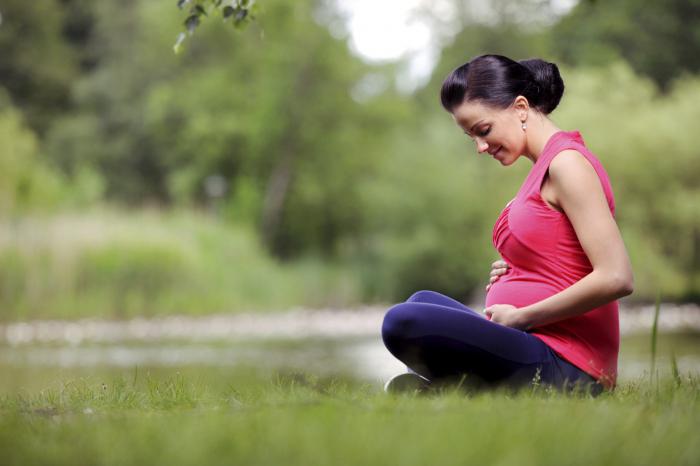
651, 289, 661, 380
0, 208, 365, 321
0, 207, 696, 464
1, 369, 699, 466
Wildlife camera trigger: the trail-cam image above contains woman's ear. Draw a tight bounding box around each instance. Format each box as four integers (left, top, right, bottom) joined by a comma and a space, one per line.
513, 95, 530, 121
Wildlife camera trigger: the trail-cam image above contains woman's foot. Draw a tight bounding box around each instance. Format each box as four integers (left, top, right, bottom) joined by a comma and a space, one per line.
383, 372, 431, 394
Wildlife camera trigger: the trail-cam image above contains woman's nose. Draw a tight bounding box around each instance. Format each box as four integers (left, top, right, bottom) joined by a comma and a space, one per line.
475, 138, 489, 153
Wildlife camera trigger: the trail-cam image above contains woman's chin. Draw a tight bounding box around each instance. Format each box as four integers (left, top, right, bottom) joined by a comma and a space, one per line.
496, 154, 516, 166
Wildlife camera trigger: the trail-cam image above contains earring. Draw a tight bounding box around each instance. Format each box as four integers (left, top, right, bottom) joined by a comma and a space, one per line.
521, 122, 527, 131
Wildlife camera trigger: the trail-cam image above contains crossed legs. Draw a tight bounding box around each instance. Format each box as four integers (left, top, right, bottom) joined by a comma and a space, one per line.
381, 290, 598, 392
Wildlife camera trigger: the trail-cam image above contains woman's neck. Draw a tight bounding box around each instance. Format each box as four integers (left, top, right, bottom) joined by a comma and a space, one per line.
523, 114, 562, 164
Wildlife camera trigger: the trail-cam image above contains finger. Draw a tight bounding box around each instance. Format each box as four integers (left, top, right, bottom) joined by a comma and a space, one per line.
485, 284, 490, 291
489, 267, 507, 277
489, 276, 499, 284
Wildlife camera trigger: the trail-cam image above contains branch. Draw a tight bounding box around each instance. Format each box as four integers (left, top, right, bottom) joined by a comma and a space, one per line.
174, 0, 257, 53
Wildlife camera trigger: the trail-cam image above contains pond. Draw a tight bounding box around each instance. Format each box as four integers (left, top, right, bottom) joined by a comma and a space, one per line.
1, 331, 699, 393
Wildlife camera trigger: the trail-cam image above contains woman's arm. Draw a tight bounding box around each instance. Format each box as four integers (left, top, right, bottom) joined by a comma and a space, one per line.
486, 150, 634, 330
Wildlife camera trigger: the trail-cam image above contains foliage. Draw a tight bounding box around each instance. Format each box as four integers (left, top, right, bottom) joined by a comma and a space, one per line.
0, 209, 364, 321
0, 0, 699, 311
0, 93, 66, 214
38, 0, 407, 258
174, 0, 257, 53
0, 0, 93, 134
550, 0, 700, 90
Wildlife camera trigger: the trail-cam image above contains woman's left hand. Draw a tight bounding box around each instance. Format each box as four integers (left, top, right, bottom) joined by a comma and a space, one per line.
484, 304, 531, 331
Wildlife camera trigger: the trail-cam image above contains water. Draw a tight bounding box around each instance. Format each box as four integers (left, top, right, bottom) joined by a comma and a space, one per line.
2, 305, 699, 391
1, 332, 699, 393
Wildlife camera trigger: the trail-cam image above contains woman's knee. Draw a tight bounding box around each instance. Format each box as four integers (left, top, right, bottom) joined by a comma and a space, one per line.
406, 290, 441, 303
381, 304, 421, 348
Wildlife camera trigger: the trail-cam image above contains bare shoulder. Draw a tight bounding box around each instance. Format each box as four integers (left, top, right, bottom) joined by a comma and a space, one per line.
547, 149, 608, 208
548, 150, 600, 188
548, 149, 594, 175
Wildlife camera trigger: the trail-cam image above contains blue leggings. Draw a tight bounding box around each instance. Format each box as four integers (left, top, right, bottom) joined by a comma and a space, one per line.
382, 290, 601, 394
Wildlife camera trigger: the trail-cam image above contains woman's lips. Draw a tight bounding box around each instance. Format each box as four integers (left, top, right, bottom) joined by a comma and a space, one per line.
491, 146, 503, 157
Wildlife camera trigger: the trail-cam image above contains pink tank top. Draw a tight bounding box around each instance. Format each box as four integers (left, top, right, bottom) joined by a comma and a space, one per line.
485, 130, 619, 387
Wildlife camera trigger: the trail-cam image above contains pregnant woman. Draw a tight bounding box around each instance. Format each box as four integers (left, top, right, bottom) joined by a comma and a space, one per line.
381, 54, 634, 395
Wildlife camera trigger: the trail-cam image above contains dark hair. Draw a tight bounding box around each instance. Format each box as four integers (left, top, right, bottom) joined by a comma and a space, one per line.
440, 54, 564, 115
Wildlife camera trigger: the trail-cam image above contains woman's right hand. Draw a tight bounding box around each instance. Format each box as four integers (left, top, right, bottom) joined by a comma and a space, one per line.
486, 259, 509, 292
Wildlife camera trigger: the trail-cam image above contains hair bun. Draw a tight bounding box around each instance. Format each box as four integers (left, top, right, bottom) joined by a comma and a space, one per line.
518, 59, 564, 114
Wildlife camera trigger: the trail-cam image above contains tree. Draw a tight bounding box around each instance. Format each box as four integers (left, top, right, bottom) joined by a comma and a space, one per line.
0, 0, 94, 134
37, 0, 407, 258
550, 0, 700, 90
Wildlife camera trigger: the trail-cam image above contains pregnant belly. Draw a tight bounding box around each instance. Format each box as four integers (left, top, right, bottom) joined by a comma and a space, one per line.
484, 275, 558, 309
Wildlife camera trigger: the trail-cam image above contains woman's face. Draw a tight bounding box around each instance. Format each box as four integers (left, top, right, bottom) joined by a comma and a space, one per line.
451, 99, 527, 166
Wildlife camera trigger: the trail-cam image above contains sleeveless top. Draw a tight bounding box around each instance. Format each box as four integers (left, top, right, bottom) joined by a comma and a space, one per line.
484, 130, 619, 388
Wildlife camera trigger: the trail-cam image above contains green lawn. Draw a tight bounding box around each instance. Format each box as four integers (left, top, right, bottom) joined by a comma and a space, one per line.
1, 370, 698, 466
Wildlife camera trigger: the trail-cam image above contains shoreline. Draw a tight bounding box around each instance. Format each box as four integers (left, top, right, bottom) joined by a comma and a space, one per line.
2, 303, 698, 346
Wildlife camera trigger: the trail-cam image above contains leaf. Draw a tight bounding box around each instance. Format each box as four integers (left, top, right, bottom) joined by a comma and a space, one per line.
670, 351, 681, 387
195, 5, 207, 16
177, 0, 190, 9
223, 6, 235, 19
184, 15, 200, 34
235, 8, 248, 22
173, 32, 187, 54
650, 289, 661, 385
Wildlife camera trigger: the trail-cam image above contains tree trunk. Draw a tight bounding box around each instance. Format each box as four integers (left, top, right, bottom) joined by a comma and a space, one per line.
260, 144, 296, 252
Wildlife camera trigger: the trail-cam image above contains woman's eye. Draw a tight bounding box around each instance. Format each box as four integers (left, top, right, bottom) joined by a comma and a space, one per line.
478, 127, 491, 137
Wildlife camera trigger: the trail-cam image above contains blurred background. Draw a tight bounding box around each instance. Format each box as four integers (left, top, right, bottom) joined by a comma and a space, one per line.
0, 0, 698, 323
